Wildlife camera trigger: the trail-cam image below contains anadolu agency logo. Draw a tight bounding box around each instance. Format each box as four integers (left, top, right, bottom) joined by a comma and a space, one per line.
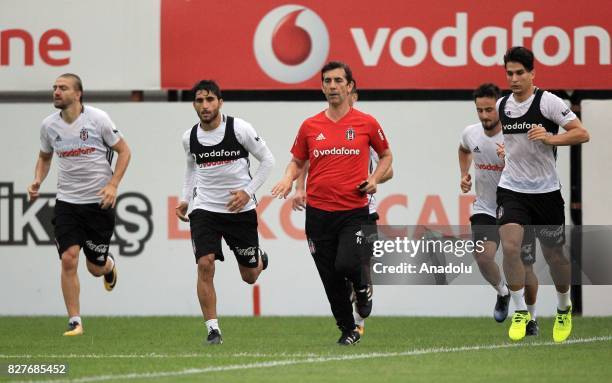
254, 4, 329, 84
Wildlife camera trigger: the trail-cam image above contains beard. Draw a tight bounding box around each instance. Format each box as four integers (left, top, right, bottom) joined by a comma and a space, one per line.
53, 99, 68, 110
481, 119, 499, 131
200, 109, 219, 124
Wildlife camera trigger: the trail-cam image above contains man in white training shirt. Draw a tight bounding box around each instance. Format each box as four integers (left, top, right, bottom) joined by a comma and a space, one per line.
459, 83, 539, 334
28, 73, 131, 336
496, 47, 589, 342
175, 80, 275, 345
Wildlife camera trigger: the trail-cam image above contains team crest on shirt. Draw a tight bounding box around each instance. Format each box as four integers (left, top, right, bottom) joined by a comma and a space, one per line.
345, 127, 355, 141
80, 128, 88, 141
505, 110, 512, 116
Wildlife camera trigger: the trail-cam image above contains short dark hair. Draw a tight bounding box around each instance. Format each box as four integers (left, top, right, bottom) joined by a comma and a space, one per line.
320, 61, 354, 85
504, 46, 535, 71
473, 83, 501, 101
350, 79, 357, 95
192, 80, 222, 100
59, 73, 83, 103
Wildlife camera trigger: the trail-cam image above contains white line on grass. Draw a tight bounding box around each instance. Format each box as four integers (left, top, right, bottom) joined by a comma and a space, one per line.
13, 335, 612, 383
0, 352, 320, 359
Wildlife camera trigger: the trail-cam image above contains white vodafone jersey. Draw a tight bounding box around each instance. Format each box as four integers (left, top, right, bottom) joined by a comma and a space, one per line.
182, 115, 272, 213
40, 105, 121, 204
368, 147, 379, 214
460, 123, 504, 217
497, 90, 576, 193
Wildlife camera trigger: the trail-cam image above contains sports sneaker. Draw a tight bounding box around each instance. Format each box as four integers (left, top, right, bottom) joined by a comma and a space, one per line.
526, 319, 539, 336
103, 254, 117, 292
508, 310, 531, 341
354, 285, 373, 319
206, 329, 223, 345
493, 293, 511, 322
337, 329, 361, 345
553, 306, 572, 343
259, 249, 269, 270
63, 321, 83, 336
356, 324, 365, 336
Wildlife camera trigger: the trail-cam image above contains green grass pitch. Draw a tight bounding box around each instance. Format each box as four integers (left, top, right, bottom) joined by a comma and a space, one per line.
1, 316, 611, 382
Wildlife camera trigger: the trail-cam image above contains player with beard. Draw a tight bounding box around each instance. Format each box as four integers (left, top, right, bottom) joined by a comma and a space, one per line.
459, 83, 539, 334
28, 73, 131, 336
176, 80, 274, 345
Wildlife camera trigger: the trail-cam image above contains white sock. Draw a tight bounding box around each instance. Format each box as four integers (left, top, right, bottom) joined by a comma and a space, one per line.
69, 316, 82, 325
510, 288, 527, 311
556, 289, 572, 311
353, 311, 365, 327
527, 304, 537, 320
206, 319, 220, 333
495, 280, 509, 296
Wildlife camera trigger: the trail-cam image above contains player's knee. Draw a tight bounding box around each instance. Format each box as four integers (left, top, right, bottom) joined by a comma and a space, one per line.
61, 249, 79, 271
542, 246, 568, 266
197, 255, 215, 275
473, 250, 495, 264
241, 272, 258, 285
86, 261, 105, 277
500, 239, 522, 257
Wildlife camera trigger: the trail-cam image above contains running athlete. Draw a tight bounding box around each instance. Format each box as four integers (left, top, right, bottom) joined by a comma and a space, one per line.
272, 62, 393, 345
175, 80, 274, 345
28, 73, 131, 336
496, 47, 589, 342
291, 83, 393, 337
459, 83, 539, 334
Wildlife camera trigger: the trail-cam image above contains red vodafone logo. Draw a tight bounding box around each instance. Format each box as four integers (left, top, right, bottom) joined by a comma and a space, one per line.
254, 5, 329, 84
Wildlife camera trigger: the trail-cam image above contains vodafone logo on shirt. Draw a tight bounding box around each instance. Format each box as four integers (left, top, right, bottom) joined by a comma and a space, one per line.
475, 163, 504, 172
313, 147, 361, 158
253, 5, 329, 83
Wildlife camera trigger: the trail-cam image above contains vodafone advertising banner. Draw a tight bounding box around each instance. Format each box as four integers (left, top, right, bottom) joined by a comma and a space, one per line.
0, 0, 160, 91
162, 0, 611, 90
1, 1, 609, 91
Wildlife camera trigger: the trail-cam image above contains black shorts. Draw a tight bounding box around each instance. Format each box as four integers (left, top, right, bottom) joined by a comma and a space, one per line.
188, 208, 260, 268
496, 187, 565, 247
53, 200, 115, 266
470, 213, 501, 246
470, 213, 537, 265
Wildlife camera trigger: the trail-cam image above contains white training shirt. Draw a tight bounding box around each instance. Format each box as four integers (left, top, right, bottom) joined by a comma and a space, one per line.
497, 90, 576, 193
40, 106, 122, 204
460, 123, 504, 217
181, 115, 275, 213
